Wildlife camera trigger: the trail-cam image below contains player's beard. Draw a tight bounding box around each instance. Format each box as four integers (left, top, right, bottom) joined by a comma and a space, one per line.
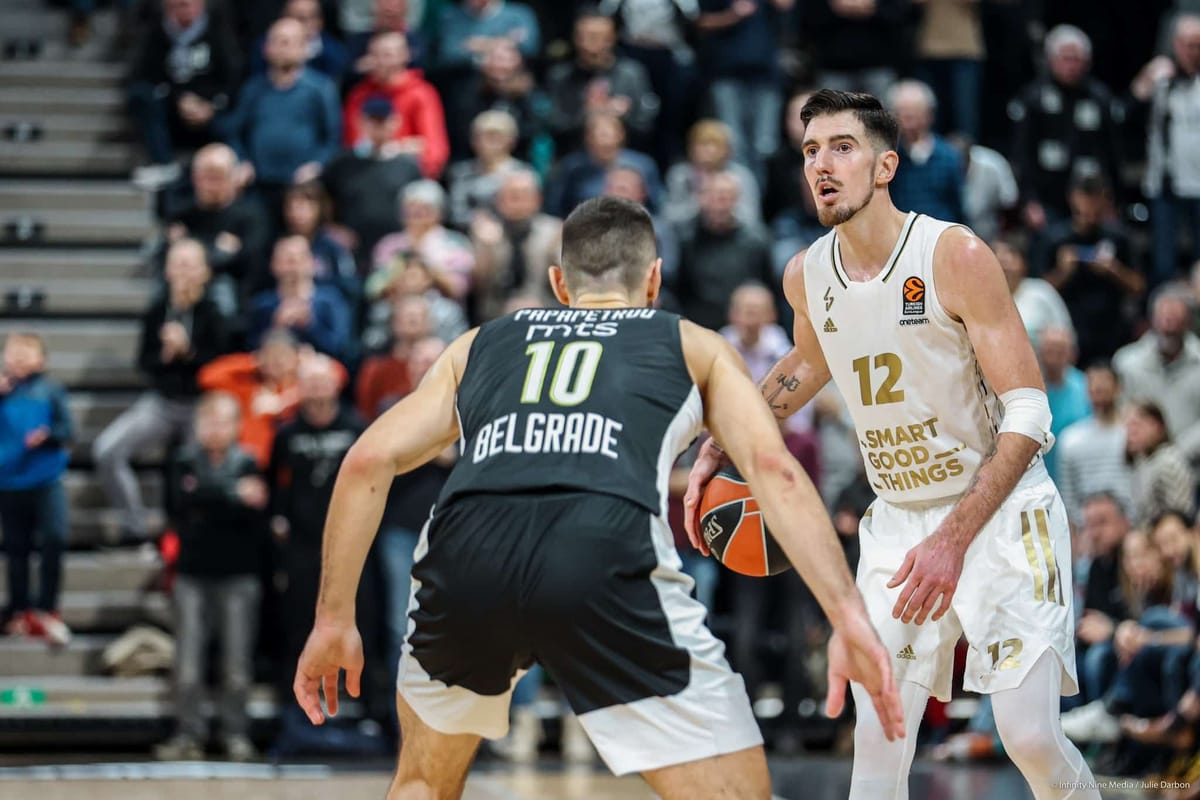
816, 182, 876, 227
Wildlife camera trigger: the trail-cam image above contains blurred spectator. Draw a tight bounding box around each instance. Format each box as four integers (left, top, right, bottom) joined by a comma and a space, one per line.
598, 0, 700, 168
356, 296, 432, 418
165, 144, 271, 311
670, 171, 774, 330
1038, 325, 1092, 484
318, 98, 423, 268
220, 18, 342, 218
663, 119, 761, 231
1152, 510, 1199, 616
372, 180, 477, 302
196, 331, 324, 468
93, 240, 232, 543
803, 0, 910, 102
1080, 492, 1135, 633
344, 0, 428, 73
362, 254, 470, 350
249, 237, 353, 363
1008, 25, 1124, 232
1041, 174, 1145, 365
545, 7, 659, 153
369, 337, 455, 740
1126, 402, 1197, 526
694, 0, 790, 184
603, 165, 679, 292
1114, 291, 1200, 469
0, 333, 72, 646
282, 182, 361, 310
470, 169, 562, 320
1137, 14, 1200, 288
544, 112, 662, 218
887, 80, 965, 223
912, 0, 984, 139
433, 0, 541, 76
444, 39, 551, 165
446, 110, 531, 229
953, 135, 1019, 243
248, 0, 350, 80
719, 282, 790, 383
343, 32, 450, 178
765, 92, 825, 279
268, 355, 363, 743
996, 238, 1074, 349
1058, 364, 1134, 526
154, 392, 266, 762
128, 0, 241, 189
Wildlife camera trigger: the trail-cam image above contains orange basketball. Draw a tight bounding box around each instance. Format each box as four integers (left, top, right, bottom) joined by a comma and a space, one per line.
903, 276, 925, 303
699, 466, 792, 577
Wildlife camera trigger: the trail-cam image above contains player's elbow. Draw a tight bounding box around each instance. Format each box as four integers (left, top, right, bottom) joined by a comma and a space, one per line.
342, 439, 394, 479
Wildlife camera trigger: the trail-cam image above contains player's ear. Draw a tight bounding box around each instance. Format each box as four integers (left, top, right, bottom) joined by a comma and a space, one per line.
645, 258, 662, 306
876, 150, 900, 185
548, 265, 572, 306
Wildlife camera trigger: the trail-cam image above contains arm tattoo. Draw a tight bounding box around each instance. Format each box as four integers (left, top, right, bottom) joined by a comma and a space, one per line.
763, 372, 802, 417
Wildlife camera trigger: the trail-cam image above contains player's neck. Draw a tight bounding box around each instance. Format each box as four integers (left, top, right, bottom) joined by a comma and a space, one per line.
572, 292, 644, 309
834, 201, 910, 279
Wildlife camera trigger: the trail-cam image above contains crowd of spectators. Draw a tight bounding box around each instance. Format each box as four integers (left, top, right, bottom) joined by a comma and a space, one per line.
6, 0, 1200, 780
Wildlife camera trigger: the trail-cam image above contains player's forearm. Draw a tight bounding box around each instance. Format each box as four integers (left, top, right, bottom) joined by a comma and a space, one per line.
759, 351, 825, 422
743, 449, 864, 628
940, 433, 1040, 551
314, 445, 393, 624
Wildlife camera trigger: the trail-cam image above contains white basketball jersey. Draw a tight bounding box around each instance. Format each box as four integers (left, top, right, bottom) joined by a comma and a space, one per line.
803, 212, 1003, 506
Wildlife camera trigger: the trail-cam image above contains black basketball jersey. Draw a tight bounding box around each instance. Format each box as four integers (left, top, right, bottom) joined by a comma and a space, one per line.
436, 308, 703, 515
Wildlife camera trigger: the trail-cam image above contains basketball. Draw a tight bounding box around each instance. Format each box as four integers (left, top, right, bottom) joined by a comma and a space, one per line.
698, 466, 792, 577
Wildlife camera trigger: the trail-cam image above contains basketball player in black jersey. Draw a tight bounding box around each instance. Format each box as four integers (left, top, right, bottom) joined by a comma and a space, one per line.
294, 197, 903, 799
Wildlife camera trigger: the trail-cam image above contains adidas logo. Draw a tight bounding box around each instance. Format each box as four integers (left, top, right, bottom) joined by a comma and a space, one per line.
896, 644, 917, 661
823, 317, 838, 333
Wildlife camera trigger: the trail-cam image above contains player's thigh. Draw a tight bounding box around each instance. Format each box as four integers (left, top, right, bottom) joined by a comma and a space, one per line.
642, 745, 772, 800
389, 692, 481, 800
954, 476, 1078, 696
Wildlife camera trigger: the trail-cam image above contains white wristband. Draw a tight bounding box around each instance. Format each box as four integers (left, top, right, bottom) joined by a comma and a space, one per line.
997, 387, 1055, 455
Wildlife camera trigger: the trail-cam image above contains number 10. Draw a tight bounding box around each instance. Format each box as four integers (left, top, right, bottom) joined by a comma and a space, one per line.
521, 341, 603, 406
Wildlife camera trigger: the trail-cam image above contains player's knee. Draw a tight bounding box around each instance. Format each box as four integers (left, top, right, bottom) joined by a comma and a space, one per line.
994, 710, 1060, 769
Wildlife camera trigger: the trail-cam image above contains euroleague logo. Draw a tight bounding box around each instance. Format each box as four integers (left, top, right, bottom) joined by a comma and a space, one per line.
900, 276, 929, 325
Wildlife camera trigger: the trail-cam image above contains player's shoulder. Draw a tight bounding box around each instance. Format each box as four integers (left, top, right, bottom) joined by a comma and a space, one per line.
931, 223, 998, 277
678, 319, 741, 387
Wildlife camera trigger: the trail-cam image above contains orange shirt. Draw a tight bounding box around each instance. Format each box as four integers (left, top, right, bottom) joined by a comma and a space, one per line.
196, 353, 302, 468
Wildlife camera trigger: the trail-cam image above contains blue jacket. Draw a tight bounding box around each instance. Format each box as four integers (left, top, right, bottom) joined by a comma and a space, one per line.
0, 373, 72, 490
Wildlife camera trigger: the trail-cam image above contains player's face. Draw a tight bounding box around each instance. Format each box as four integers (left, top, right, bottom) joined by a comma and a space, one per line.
802, 112, 881, 227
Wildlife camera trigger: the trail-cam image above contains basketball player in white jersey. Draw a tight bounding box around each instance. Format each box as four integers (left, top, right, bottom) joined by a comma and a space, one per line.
685, 90, 1102, 800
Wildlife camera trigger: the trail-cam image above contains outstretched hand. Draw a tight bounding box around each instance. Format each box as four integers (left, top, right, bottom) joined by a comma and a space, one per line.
681, 438, 731, 555
294, 619, 364, 725
826, 607, 906, 741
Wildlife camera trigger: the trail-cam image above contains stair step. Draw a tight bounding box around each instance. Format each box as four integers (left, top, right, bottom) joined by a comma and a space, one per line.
0, 635, 112, 677
44, 351, 144, 391
0, 675, 168, 702
0, 208, 154, 244
0, 550, 163, 596
0, 87, 124, 114
0, 277, 154, 315
0, 318, 140, 364
68, 394, 169, 463
0, 248, 147, 281
64, 471, 164, 512
0, 141, 136, 176
58, 590, 171, 633
0, 179, 149, 213
0, 112, 130, 143
68, 510, 166, 549
0, 61, 126, 90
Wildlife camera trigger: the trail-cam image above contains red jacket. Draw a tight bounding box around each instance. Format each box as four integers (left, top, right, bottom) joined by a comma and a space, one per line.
343, 71, 450, 179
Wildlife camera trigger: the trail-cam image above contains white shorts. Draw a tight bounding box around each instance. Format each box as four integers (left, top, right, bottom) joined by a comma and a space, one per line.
857, 461, 1079, 702
396, 493, 763, 776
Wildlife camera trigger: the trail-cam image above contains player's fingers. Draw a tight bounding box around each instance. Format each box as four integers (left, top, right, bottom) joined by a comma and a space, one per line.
899, 583, 933, 624
322, 670, 340, 717
294, 672, 325, 725
345, 660, 362, 699
682, 486, 710, 556
887, 552, 915, 589
913, 587, 944, 626
891, 571, 921, 619
874, 655, 905, 740
825, 671, 847, 719
930, 587, 954, 622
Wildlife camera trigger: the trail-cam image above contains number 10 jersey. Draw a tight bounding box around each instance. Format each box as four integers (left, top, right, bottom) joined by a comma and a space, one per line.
803, 212, 1004, 506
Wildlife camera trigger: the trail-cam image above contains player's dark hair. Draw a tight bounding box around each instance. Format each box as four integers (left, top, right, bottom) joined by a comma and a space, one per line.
800, 89, 899, 153
561, 196, 657, 293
